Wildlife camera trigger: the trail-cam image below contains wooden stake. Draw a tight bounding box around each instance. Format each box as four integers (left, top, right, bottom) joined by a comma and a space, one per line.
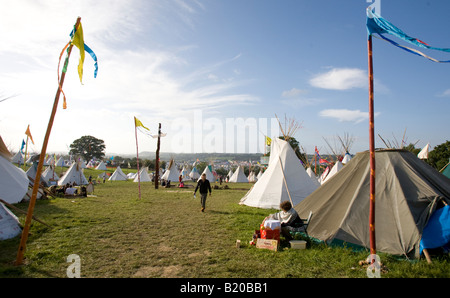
15, 17, 81, 266
368, 34, 376, 256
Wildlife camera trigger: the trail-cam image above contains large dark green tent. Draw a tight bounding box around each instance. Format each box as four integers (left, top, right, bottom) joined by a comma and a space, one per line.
294, 149, 450, 259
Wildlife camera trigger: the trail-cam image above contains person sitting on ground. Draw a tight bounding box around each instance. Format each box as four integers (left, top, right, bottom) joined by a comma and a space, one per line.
263, 200, 303, 240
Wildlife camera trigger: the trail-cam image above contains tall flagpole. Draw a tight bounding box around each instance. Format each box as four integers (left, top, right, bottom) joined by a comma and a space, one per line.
16, 17, 81, 266
135, 120, 141, 199
155, 123, 161, 189
367, 34, 376, 256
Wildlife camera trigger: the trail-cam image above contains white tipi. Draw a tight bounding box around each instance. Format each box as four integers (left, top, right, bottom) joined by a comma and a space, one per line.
11, 152, 24, 165
189, 166, 200, 180
417, 143, 430, 160
0, 137, 29, 204
248, 171, 257, 183
95, 161, 107, 171
199, 165, 215, 182
55, 156, 65, 167
58, 161, 88, 185
42, 166, 59, 183
0, 202, 22, 240
134, 167, 151, 182
161, 160, 179, 182
321, 161, 343, 184
108, 166, 128, 181
179, 166, 189, 181
239, 138, 318, 209
229, 166, 248, 183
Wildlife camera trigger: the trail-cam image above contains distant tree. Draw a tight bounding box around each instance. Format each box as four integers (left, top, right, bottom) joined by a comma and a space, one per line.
427, 141, 450, 171
69, 135, 105, 162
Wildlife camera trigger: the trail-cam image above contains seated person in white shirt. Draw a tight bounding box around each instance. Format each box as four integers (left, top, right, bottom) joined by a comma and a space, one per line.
263, 200, 303, 240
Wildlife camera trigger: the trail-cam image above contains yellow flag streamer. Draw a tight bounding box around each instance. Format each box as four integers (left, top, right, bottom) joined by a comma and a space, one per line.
71, 22, 85, 84
25, 125, 34, 145
134, 117, 150, 131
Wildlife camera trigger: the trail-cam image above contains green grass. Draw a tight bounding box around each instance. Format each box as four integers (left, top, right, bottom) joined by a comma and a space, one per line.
1, 177, 449, 278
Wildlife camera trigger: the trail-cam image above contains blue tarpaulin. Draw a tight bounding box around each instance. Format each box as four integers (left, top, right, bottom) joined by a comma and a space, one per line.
420, 205, 450, 254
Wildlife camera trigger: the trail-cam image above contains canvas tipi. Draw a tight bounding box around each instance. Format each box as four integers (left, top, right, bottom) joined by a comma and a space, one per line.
11, 152, 24, 165
321, 160, 343, 184
42, 165, 59, 183
417, 143, 430, 160
229, 166, 248, 183
58, 161, 88, 186
294, 149, 450, 259
248, 171, 257, 182
95, 161, 107, 171
189, 166, 200, 180
179, 166, 189, 181
161, 159, 179, 182
199, 165, 215, 182
0, 202, 22, 240
240, 138, 318, 209
0, 137, 29, 204
109, 166, 127, 181
55, 156, 65, 167
134, 167, 151, 182
342, 153, 352, 164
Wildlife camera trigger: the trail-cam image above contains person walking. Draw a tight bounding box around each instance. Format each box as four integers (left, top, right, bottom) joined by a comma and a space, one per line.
194, 173, 212, 212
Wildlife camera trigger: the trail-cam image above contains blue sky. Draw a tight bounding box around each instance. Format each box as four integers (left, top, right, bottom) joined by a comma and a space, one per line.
0, 0, 449, 157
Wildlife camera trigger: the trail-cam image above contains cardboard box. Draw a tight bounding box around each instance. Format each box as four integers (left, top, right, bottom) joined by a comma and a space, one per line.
256, 238, 279, 251
289, 240, 307, 250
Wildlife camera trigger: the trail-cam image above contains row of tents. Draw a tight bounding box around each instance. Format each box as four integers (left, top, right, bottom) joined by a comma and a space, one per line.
2, 134, 449, 259
239, 137, 450, 259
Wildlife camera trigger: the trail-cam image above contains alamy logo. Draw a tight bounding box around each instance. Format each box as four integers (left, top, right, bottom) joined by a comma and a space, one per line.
66, 254, 81, 278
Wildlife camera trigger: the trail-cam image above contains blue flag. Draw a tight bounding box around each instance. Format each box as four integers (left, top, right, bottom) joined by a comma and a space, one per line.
366, 7, 450, 63
20, 139, 25, 154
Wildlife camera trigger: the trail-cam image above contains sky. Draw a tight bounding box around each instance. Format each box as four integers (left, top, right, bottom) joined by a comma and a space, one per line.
0, 0, 449, 158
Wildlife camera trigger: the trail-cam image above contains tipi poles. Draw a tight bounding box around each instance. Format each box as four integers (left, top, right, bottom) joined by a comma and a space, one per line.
15, 17, 81, 266
367, 35, 376, 256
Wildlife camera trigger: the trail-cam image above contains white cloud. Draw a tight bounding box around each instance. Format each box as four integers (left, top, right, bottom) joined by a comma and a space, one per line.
438, 89, 450, 97
281, 88, 307, 98
319, 109, 380, 123
0, 1, 260, 155
309, 68, 367, 90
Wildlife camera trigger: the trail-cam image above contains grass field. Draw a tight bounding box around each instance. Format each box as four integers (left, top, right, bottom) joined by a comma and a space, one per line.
0, 167, 449, 278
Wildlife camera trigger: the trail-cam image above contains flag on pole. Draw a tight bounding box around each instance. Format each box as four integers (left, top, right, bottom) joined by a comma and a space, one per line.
58, 20, 98, 109
25, 125, 34, 144
366, 8, 450, 63
134, 116, 150, 131
70, 22, 98, 83
20, 140, 26, 154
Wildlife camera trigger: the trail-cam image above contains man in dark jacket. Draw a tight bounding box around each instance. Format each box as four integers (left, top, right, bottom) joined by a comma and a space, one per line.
194, 173, 212, 212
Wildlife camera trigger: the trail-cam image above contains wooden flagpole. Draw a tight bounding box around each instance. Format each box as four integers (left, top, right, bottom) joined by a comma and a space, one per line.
15, 17, 81, 266
367, 34, 376, 256
134, 120, 141, 199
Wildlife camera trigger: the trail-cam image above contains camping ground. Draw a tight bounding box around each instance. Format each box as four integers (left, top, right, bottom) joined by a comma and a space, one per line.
0, 168, 449, 278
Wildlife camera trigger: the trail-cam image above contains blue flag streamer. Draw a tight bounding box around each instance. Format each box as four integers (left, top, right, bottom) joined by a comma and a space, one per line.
366, 7, 450, 63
